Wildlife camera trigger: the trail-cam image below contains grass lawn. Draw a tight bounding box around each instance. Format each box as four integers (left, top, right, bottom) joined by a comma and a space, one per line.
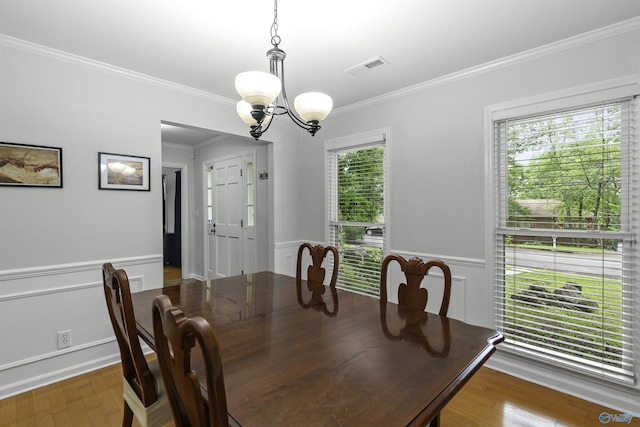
502, 267, 625, 367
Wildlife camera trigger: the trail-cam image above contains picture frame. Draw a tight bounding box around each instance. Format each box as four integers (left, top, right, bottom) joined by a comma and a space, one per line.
99, 152, 150, 191
0, 141, 63, 188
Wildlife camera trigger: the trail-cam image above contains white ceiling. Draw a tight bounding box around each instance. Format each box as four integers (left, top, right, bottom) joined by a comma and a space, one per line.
2, 0, 640, 144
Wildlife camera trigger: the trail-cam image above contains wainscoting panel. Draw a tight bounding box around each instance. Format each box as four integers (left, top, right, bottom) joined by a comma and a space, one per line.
274, 240, 306, 277
0, 255, 163, 398
273, 242, 489, 327
384, 250, 487, 326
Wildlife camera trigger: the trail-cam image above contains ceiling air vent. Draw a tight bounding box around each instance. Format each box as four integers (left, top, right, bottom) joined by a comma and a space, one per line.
345, 56, 389, 76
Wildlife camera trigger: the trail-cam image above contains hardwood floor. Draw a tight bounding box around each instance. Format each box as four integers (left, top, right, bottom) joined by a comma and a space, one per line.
163, 265, 182, 282
1, 363, 630, 427
443, 368, 635, 426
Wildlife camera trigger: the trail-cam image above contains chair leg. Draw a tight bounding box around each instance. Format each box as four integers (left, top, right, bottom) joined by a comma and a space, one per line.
429, 413, 440, 427
122, 401, 134, 427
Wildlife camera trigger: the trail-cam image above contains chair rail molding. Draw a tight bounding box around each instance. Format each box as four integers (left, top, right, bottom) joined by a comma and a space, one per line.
0, 255, 164, 399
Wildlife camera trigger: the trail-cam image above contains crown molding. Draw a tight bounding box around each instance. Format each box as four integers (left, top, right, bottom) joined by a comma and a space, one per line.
0, 34, 236, 105
332, 16, 640, 115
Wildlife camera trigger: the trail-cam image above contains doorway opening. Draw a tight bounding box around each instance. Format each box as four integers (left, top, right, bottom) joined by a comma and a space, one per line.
161, 160, 190, 282
163, 166, 183, 279
161, 121, 274, 281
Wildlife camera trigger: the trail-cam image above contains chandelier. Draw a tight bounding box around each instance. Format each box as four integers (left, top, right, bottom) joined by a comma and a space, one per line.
235, 0, 333, 140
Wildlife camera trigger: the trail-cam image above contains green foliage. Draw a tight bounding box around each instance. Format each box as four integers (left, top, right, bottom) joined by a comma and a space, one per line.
337, 243, 384, 296
507, 105, 622, 230
338, 147, 384, 223
333, 147, 385, 292
508, 198, 531, 221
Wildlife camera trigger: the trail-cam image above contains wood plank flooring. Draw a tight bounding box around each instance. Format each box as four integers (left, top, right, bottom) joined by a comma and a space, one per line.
163, 265, 182, 282
1, 363, 632, 427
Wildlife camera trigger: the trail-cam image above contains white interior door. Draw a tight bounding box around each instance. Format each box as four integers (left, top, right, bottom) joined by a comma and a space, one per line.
207, 156, 243, 278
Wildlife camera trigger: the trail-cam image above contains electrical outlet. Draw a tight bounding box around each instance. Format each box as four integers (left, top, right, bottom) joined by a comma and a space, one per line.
57, 330, 71, 349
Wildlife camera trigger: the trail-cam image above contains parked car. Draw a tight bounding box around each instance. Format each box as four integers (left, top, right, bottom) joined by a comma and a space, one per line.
365, 226, 384, 236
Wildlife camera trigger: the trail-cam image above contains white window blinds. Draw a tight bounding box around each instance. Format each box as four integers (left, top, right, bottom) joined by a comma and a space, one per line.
327, 131, 389, 296
492, 98, 637, 382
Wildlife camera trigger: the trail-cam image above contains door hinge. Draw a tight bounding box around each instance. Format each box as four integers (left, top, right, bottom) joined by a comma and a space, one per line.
241, 219, 243, 227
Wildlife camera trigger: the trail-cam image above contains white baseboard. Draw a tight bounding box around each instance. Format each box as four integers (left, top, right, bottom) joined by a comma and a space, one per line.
0, 255, 164, 399
0, 340, 121, 399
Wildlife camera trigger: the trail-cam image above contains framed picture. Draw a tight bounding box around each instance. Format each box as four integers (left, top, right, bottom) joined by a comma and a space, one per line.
99, 152, 150, 191
0, 141, 63, 188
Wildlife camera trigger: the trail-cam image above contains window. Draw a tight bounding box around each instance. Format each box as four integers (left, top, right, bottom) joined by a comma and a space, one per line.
246, 159, 255, 227
206, 166, 213, 230
490, 87, 638, 382
326, 129, 389, 296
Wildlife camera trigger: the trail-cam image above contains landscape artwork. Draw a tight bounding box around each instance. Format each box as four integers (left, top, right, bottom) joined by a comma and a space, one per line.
98, 152, 150, 191
0, 142, 63, 187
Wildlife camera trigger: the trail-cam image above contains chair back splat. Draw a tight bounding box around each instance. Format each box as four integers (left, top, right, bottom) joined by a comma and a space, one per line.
379, 254, 452, 316
296, 243, 339, 315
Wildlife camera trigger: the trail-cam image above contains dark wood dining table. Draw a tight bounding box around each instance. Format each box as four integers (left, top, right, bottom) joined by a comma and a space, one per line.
131, 271, 503, 426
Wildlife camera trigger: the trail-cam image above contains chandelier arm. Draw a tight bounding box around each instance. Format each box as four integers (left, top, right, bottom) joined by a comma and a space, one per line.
272, 52, 315, 131
285, 107, 314, 129
262, 113, 275, 134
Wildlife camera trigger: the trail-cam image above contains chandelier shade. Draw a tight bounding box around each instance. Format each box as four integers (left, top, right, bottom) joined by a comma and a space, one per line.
294, 92, 333, 123
236, 100, 273, 127
235, 71, 281, 107
234, 0, 332, 140
236, 100, 257, 126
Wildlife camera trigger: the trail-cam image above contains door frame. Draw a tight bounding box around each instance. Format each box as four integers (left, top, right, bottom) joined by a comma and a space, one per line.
163, 161, 189, 279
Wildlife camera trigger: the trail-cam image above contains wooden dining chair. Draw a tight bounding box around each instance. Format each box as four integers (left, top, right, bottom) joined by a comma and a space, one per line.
152, 294, 229, 427
379, 254, 452, 427
296, 243, 339, 315
380, 254, 452, 315
102, 263, 173, 427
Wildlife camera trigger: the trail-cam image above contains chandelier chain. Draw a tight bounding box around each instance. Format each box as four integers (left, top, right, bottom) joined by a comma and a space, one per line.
270, 0, 280, 47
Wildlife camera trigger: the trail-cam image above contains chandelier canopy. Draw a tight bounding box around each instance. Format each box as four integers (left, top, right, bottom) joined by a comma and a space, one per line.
235, 0, 333, 140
